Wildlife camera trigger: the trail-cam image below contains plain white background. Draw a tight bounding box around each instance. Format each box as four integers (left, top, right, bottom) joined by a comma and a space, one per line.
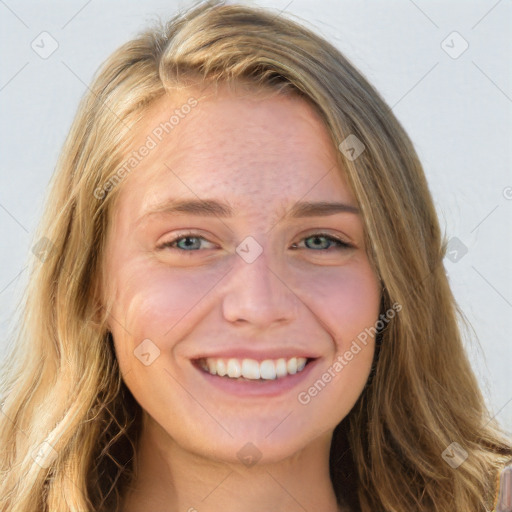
0, 0, 511, 433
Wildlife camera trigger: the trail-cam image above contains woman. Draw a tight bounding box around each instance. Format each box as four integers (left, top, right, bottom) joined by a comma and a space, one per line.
0, 1, 510, 511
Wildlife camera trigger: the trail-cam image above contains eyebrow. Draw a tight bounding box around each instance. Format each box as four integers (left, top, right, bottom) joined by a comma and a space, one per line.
140, 198, 360, 221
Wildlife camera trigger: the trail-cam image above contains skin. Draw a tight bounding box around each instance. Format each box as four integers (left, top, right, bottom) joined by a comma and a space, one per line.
102, 82, 382, 512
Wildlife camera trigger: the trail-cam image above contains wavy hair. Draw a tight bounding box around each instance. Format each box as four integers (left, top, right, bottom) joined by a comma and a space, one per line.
1, 1, 510, 510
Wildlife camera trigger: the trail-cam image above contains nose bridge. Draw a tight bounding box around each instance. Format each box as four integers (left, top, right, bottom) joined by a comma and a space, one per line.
221, 242, 296, 326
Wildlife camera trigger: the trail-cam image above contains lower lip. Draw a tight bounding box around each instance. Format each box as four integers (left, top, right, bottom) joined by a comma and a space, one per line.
191, 358, 319, 398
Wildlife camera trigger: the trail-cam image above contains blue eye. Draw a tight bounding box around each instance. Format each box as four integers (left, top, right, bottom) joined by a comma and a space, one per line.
158, 232, 352, 252
158, 234, 213, 251
293, 233, 352, 251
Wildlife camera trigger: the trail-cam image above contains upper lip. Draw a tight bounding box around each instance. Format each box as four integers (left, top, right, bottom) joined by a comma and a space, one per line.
190, 348, 320, 362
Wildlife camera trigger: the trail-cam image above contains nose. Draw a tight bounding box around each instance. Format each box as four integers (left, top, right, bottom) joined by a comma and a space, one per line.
221, 247, 298, 328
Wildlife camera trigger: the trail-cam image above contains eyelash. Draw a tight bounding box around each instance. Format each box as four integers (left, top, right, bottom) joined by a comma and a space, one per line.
157, 231, 353, 252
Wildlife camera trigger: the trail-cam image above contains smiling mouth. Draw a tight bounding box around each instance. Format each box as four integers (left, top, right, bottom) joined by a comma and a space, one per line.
194, 356, 314, 381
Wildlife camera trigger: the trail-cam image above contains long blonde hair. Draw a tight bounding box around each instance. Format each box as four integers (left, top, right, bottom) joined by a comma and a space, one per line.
1, 1, 510, 510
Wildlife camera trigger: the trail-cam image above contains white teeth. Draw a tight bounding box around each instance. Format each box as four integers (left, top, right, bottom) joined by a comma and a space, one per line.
201, 356, 308, 380
287, 357, 298, 375
241, 359, 260, 380
207, 358, 217, 375
216, 359, 227, 377
275, 358, 287, 378
259, 360, 277, 380
227, 359, 241, 378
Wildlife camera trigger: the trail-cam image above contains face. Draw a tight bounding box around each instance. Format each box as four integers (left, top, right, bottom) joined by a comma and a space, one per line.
102, 83, 382, 465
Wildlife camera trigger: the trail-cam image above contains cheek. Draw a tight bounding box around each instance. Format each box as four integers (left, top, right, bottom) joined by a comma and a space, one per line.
294, 261, 381, 347
293, 264, 381, 419
107, 260, 225, 364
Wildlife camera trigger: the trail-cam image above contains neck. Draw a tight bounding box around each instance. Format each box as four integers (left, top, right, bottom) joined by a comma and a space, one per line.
121, 414, 342, 512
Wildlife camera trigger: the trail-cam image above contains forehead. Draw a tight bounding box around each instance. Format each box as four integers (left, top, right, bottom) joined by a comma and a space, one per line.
117, 84, 356, 216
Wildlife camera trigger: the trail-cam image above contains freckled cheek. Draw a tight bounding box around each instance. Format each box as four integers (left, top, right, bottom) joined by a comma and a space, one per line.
297, 266, 381, 348
110, 265, 222, 360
